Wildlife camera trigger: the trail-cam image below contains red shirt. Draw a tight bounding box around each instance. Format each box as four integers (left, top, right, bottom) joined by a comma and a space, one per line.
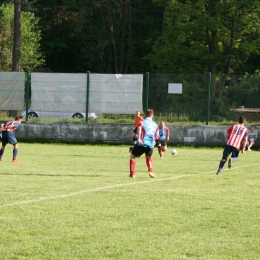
134, 115, 143, 128
3, 121, 19, 133
226, 124, 248, 150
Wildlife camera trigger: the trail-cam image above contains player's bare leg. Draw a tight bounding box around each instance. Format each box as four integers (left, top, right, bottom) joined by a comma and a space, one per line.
158, 144, 163, 158
248, 140, 253, 150
162, 146, 167, 157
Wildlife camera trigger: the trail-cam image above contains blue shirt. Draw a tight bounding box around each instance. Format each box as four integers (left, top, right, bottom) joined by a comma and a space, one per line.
158, 125, 169, 141
139, 118, 159, 148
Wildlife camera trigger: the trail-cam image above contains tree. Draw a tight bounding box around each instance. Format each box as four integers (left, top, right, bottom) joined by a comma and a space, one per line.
148, 0, 260, 77
12, 0, 21, 71
33, 0, 164, 73
0, 3, 44, 71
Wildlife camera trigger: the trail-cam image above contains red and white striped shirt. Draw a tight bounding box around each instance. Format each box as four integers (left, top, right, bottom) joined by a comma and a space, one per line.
226, 124, 248, 150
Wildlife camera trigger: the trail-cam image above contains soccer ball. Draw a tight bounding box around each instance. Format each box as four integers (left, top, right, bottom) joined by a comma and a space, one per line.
171, 149, 177, 155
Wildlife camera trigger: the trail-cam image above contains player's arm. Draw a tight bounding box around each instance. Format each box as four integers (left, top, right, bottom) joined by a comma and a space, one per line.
226, 126, 233, 140
137, 126, 143, 144
1, 123, 11, 131
154, 127, 160, 140
12, 122, 20, 130
136, 120, 144, 144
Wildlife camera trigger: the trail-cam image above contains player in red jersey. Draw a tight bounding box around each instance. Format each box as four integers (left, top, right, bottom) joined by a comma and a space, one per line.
0, 116, 23, 162
216, 116, 248, 175
129, 110, 143, 153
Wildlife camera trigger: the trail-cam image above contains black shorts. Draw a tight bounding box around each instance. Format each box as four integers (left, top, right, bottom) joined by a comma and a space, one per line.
133, 127, 138, 134
223, 144, 239, 158
132, 144, 153, 158
1, 132, 17, 146
156, 139, 167, 147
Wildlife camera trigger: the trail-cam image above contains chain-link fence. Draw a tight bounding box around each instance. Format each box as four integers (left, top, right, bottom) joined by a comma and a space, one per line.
209, 73, 260, 122
1, 71, 260, 123
148, 73, 208, 121
148, 72, 260, 123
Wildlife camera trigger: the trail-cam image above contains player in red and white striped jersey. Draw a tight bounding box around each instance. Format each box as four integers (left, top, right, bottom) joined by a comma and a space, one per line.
216, 116, 248, 175
0, 116, 23, 162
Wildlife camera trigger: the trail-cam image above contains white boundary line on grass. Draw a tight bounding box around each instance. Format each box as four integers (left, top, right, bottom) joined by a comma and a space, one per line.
0, 163, 259, 209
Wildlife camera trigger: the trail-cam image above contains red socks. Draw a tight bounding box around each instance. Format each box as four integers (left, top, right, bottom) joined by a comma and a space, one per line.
146, 158, 153, 172
130, 158, 153, 176
130, 159, 136, 176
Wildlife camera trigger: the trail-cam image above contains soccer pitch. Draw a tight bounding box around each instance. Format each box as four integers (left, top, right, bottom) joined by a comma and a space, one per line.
0, 143, 260, 259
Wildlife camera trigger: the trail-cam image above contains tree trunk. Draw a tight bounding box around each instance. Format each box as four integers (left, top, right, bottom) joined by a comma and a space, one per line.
119, 0, 128, 73
206, 28, 217, 102
106, 9, 118, 74
161, 0, 169, 47
125, 1, 132, 73
12, 0, 21, 71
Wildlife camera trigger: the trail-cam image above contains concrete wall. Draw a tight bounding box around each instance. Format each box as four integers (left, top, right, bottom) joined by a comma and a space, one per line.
1, 121, 258, 145
1, 121, 256, 145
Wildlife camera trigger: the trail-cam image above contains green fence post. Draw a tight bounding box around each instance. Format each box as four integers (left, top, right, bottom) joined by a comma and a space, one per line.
86, 71, 90, 123
145, 72, 149, 111
206, 72, 211, 125
25, 70, 30, 122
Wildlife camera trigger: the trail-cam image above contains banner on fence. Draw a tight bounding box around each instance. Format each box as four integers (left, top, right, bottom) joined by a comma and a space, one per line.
31, 73, 87, 112
0, 72, 25, 110
90, 74, 143, 114
31, 73, 143, 114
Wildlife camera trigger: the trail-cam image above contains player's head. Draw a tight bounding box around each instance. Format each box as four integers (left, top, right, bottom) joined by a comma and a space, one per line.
238, 116, 246, 124
136, 110, 140, 116
251, 125, 255, 131
15, 115, 23, 122
160, 121, 165, 128
146, 109, 154, 118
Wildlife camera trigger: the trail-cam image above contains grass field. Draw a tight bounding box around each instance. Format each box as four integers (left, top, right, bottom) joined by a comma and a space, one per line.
0, 143, 260, 260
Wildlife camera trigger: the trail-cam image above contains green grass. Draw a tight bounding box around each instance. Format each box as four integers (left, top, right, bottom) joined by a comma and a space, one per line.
0, 143, 260, 259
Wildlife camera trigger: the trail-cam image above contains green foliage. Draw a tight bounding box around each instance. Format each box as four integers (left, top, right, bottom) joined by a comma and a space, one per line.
33, 0, 164, 73
0, 3, 44, 71
148, 0, 260, 75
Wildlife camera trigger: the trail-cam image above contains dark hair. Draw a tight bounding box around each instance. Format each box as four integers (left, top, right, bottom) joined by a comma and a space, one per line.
146, 109, 154, 117
238, 116, 246, 124
15, 115, 23, 120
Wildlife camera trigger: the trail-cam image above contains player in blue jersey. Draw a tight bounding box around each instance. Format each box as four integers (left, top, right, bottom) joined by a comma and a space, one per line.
0, 116, 23, 162
156, 121, 170, 158
129, 109, 160, 178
